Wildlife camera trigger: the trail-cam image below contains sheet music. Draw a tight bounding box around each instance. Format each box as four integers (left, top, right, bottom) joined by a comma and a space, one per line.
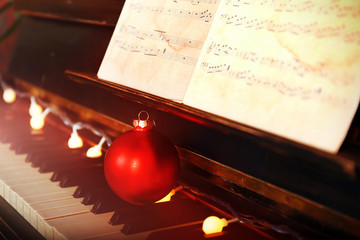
184, 0, 360, 153
98, 0, 220, 101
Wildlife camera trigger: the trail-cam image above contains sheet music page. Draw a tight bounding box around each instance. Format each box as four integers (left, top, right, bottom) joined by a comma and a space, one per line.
98, 0, 220, 101
184, 0, 360, 153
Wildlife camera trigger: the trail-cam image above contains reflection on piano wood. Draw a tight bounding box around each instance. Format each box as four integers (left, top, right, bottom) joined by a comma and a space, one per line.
0, 99, 291, 240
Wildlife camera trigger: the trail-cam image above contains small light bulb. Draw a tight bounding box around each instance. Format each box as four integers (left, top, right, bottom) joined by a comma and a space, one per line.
156, 189, 176, 203
29, 97, 43, 117
202, 216, 228, 235
30, 108, 50, 130
30, 115, 45, 130
86, 145, 102, 158
3, 88, 16, 103
68, 132, 83, 149
86, 137, 106, 158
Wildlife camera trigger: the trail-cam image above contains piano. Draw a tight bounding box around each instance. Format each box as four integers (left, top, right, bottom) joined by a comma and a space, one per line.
0, 0, 359, 239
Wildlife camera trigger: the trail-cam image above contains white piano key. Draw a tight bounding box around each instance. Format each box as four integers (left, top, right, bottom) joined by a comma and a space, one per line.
5, 174, 53, 187
0, 142, 131, 240
23, 190, 77, 205
30, 200, 92, 240
19, 184, 78, 222
0, 142, 11, 148
48, 212, 123, 240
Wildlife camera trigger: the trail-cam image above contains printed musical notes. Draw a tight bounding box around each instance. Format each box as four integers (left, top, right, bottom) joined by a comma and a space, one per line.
117, 25, 204, 49
226, 0, 360, 18
129, 3, 214, 22
115, 39, 198, 65
174, 0, 218, 5
184, 0, 360, 153
98, 0, 360, 152
200, 61, 325, 102
98, 0, 220, 100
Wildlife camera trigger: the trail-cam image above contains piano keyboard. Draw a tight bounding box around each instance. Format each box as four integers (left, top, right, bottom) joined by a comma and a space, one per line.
0, 100, 280, 240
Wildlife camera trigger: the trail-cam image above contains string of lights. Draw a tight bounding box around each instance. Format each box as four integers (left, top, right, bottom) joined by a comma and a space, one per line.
181, 183, 303, 239
0, 74, 301, 238
0, 74, 111, 158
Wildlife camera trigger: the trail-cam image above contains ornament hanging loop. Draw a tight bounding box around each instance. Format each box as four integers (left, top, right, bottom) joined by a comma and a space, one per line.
138, 110, 149, 121
133, 110, 154, 130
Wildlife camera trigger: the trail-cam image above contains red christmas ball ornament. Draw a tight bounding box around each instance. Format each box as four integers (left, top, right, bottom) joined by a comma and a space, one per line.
104, 111, 180, 205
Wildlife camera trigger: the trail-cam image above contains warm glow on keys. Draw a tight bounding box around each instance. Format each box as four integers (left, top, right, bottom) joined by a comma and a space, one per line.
3, 88, 16, 103
202, 216, 228, 235
156, 189, 175, 203
30, 108, 50, 130
29, 97, 43, 117
86, 137, 106, 158
68, 131, 83, 149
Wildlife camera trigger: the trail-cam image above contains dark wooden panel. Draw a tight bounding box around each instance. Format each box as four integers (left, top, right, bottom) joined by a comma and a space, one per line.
7, 16, 114, 91
13, 0, 124, 26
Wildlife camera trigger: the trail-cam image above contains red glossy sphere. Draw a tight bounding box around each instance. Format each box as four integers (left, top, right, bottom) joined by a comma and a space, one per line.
104, 126, 180, 205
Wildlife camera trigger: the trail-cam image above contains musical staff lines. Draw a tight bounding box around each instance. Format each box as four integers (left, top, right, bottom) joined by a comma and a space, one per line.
129, 3, 214, 22
218, 14, 359, 44
225, 0, 360, 18
206, 42, 309, 77
118, 25, 204, 49
172, 0, 218, 5
205, 40, 356, 86
200, 61, 323, 100
115, 39, 198, 66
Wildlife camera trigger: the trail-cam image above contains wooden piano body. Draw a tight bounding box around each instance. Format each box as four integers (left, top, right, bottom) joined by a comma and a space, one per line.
0, 0, 359, 239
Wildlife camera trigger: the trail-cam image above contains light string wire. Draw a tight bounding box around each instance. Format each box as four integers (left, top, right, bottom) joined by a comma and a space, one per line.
0, 74, 112, 147
1, 74, 302, 239
181, 183, 303, 240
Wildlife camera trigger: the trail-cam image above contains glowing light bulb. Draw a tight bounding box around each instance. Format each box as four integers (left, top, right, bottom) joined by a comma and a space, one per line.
86, 137, 106, 158
30, 108, 50, 130
68, 129, 83, 149
30, 115, 45, 130
156, 189, 176, 203
3, 88, 16, 103
202, 216, 228, 235
86, 145, 102, 158
29, 97, 43, 117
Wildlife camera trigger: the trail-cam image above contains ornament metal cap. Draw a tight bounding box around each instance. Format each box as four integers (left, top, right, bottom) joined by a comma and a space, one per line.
133, 111, 155, 130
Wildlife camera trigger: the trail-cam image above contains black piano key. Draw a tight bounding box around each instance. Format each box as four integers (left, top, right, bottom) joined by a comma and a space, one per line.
72, 172, 108, 198
38, 153, 101, 173
12, 135, 68, 154
109, 205, 143, 225
50, 161, 103, 182
82, 182, 116, 205
27, 148, 86, 166
82, 188, 103, 205
82, 187, 114, 206
58, 166, 104, 188
91, 190, 132, 214
119, 194, 216, 235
